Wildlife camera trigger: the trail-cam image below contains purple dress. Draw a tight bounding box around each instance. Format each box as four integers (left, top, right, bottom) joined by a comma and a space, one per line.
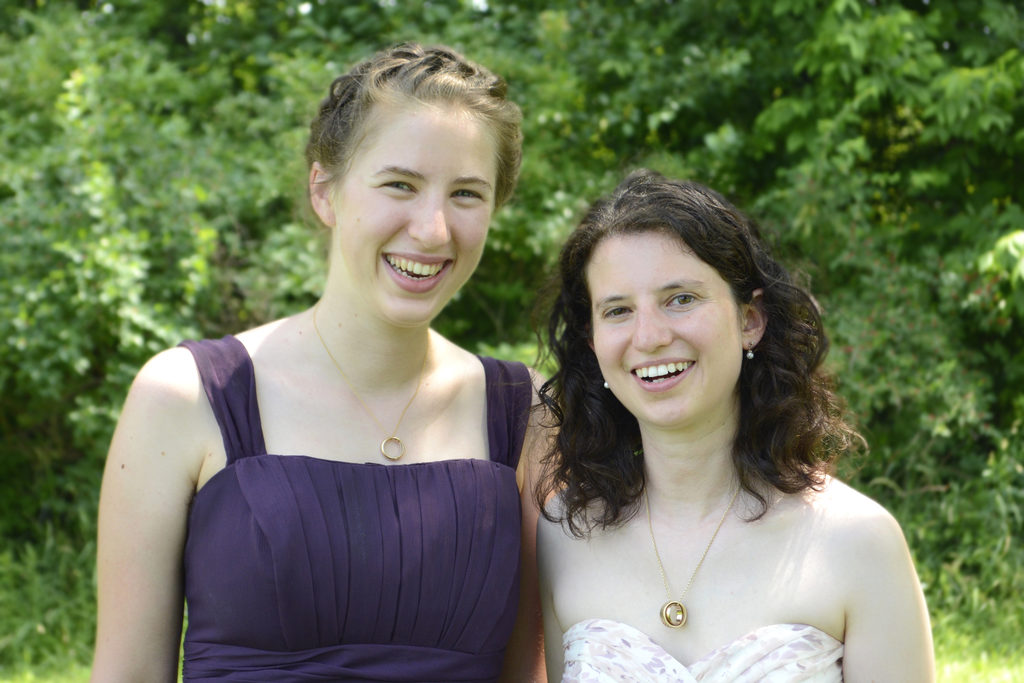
178, 336, 531, 682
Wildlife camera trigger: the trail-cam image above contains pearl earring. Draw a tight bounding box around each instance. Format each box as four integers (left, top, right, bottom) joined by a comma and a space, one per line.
603, 381, 610, 389
745, 349, 755, 360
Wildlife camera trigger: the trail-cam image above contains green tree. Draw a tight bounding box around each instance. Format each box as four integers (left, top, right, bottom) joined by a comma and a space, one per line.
1, 0, 1021, 671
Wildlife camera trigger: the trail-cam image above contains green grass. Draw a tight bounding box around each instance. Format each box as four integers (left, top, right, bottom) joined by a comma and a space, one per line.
0, 630, 1020, 682
934, 626, 1024, 682
936, 655, 1023, 682
0, 666, 90, 683
937, 660, 1023, 683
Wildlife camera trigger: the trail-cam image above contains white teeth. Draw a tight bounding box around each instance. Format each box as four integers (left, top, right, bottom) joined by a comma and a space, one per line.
387, 255, 443, 278
635, 361, 692, 379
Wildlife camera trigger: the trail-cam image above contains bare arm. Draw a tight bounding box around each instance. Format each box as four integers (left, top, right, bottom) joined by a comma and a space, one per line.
91, 348, 217, 683
501, 370, 551, 683
840, 503, 935, 682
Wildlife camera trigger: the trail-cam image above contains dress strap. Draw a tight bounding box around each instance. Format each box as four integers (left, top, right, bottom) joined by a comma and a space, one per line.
478, 356, 532, 470
179, 336, 267, 464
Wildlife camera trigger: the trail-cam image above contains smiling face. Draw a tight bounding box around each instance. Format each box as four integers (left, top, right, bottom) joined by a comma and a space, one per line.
311, 100, 499, 328
587, 230, 764, 438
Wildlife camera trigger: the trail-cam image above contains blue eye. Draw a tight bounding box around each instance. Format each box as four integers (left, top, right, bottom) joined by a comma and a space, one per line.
453, 188, 484, 200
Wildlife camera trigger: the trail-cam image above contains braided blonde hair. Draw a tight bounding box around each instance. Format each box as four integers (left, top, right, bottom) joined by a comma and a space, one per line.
305, 43, 522, 208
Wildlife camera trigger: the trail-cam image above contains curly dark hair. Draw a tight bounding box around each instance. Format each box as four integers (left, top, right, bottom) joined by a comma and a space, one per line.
537, 169, 862, 537
305, 42, 522, 208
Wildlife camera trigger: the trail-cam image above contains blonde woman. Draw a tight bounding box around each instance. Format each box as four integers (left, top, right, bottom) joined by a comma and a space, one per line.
92, 43, 544, 682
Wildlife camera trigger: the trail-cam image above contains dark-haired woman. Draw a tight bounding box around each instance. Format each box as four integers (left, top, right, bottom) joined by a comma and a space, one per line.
537, 170, 933, 681
92, 43, 544, 682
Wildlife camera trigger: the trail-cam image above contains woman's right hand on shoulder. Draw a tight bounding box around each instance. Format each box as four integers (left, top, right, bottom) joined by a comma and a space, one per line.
91, 347, 220, 683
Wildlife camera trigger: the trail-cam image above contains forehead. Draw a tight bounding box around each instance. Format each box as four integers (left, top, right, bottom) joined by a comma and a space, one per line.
351, 101, 498, 175
585, 231, 728, 298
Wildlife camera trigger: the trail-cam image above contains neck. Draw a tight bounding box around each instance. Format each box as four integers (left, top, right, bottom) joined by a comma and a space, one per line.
310, 297, 432, 393
640, 419, 739, 516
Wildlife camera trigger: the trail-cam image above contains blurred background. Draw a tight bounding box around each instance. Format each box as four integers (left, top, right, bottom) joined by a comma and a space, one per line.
0, 0, 1021, 680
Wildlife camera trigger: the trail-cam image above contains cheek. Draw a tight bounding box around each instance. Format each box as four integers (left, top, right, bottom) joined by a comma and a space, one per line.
693, 308, 741, 345
468, 212, 492, 247
590, 327, 623, 369
469, 224, 490, 252
458, 223, 490, 267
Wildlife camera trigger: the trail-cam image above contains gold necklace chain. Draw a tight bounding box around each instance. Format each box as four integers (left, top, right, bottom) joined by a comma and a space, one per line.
645, 484, 739, 629
311, 304, 427, 461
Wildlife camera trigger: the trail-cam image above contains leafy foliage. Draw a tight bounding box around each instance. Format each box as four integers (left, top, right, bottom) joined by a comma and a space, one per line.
1, 0, 1021, 672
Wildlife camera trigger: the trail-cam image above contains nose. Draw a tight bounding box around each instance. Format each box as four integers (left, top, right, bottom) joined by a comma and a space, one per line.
632, 307, 672, 352
408, 197, 450, 248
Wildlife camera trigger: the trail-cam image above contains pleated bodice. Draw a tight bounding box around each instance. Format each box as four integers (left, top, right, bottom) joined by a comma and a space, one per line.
179, 337, 532, 682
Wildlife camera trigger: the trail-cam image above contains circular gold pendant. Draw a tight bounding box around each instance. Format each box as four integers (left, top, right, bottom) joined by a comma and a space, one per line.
381, 436, 405, 461
660, 600, 687, 628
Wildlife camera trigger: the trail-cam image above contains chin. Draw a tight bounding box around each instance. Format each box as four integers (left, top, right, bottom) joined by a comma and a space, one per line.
380, 302, 447, 329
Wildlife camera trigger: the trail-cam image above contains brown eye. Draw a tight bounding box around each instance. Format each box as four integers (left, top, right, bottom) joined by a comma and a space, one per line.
603, 306, 628, 319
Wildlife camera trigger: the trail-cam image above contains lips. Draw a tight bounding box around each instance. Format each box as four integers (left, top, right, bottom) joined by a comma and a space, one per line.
633, 361, 694, 383
385, 254, 448, 279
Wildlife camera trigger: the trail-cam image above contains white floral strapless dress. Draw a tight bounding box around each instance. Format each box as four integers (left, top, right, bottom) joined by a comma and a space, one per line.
561, 618, 843, 682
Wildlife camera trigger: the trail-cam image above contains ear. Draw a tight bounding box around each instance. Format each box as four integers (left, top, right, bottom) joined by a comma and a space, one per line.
309, 162, 336, 227
741, 288, 767, 349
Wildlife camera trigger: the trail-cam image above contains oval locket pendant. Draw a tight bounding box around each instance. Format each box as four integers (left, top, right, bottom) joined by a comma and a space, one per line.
660, 600, 687, 628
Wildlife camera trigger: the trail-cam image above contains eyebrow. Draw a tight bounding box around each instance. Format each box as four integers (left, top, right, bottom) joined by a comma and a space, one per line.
662, 279, 705, 291
593, 294, 626, 309
593, 280, 706, 309
374, 165, 493, 190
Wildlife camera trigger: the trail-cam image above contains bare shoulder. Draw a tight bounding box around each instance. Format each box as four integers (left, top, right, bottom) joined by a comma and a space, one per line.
537, 495, 574, 548
102, 342, 214, 507
438, 331, 488, 372
538, 493, 568, 528
537, 493, 601, 554
130, 345, 204, 400
109, 345, 221, 488
793, 478, 916, 599
806, 478, 906, 548
120, 346, 209, 432
234, 315, 296, 352
805, 485, 934, 678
